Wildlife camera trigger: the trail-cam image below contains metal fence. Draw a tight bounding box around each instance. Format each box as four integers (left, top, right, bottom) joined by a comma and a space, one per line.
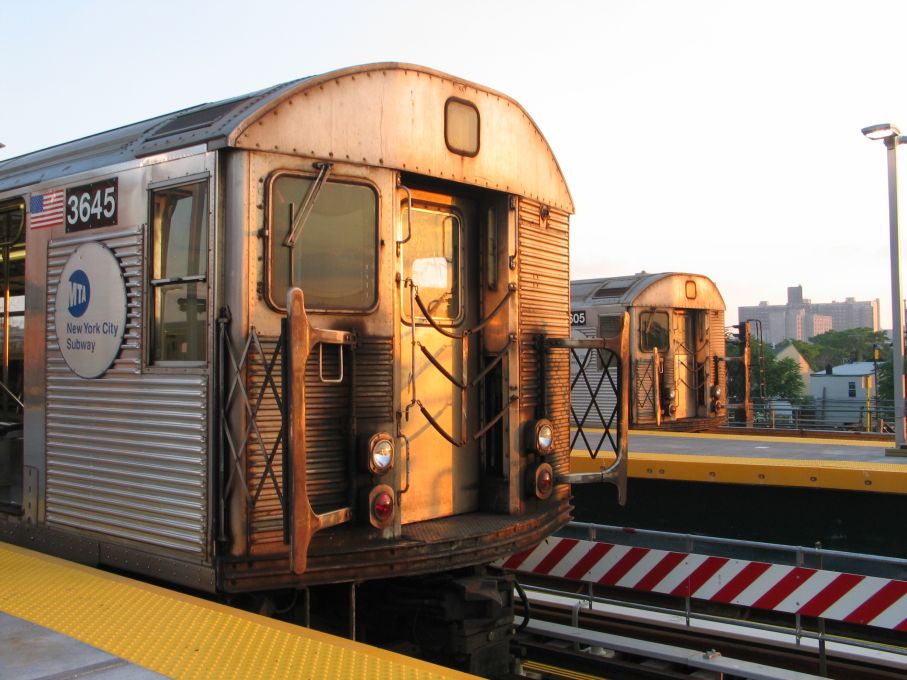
725, 398, 896, 434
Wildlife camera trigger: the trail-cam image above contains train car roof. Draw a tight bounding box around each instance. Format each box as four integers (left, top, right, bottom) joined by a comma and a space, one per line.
571, 272, 726, 311
0, 63, 573, 211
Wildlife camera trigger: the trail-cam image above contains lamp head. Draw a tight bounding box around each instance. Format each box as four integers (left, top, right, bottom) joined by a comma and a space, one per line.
862, 123, 901, 140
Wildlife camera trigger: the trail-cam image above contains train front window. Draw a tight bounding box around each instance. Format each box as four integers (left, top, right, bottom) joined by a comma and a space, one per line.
639, 311, 669, 353
149, 181, 209, 363
269, 175, 377, 310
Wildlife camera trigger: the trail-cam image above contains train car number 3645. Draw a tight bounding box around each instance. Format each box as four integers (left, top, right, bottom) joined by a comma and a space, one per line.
66, 177, 118, 232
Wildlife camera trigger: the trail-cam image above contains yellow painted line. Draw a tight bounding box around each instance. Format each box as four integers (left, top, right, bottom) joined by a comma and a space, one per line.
626, 428, 892, 448
521, 659, 604, 679
571, 452, 907, 494
0, 542, 475, 680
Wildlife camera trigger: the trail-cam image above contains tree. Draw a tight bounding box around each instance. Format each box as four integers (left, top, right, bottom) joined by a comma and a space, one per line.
750, 341, 806, 403
877, 359, 893, 402
805, 328, 891, 371
777, 339, 820, 369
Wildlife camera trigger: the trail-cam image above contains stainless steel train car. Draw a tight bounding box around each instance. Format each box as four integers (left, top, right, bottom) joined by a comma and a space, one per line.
571, 272, 726, 430
0, 64, 626, 674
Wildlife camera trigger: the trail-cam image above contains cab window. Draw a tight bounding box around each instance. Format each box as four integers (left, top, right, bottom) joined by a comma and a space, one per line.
269, 175, 377, 310
149, 180, 208, 363
639, 311, 669, 353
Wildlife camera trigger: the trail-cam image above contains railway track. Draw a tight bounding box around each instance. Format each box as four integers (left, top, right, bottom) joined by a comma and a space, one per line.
511, 587, 907, 679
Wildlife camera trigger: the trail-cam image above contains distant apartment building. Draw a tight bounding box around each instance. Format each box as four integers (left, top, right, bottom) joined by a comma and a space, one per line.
738, 286, 879, 345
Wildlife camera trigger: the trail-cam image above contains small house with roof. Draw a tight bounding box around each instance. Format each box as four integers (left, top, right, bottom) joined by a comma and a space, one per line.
809, 362, 876, 427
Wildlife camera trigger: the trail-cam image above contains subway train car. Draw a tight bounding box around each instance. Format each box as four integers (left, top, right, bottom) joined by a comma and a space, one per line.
0, 64, 626, 674
571, 272, 726, 430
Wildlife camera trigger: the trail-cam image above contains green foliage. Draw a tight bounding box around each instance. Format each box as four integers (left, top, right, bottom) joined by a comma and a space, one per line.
750, 341, 806, 403
877, 360, 894, 402
804, 328, 891, 371
789, 339, 820, 368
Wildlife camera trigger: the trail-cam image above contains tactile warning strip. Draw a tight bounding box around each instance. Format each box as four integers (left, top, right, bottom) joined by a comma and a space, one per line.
0, 542, 475, 679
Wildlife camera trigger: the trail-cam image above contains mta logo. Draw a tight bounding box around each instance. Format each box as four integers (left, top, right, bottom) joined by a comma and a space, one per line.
68, 270, 90, 318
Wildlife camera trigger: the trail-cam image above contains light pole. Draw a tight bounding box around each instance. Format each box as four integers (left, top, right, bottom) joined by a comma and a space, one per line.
862, 123, 906, 451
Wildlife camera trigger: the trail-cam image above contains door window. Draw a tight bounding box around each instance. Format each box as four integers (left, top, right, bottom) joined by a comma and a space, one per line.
402, 205, 462, 322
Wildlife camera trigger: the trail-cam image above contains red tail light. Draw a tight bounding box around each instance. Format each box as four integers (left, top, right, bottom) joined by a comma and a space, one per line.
373, 492, 394, 521
537, 467, 552, 495
530, 462, 554, 500
368, 484, 396, 528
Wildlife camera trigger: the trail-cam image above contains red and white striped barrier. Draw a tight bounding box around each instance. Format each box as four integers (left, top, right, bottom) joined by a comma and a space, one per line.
498, 536, 907, 631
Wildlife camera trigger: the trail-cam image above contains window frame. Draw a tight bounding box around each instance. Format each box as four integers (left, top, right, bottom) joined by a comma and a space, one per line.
399, 200, 466, 327
146, 173, 211, 369
638, 309, 670, 354
444, 97, 480, 158
264, 170, 380, 314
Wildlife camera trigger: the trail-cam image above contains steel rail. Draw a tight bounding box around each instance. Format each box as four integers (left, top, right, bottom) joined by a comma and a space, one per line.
514, 587, 907, 680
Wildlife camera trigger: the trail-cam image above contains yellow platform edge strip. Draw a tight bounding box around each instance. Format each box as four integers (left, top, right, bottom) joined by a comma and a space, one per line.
0, 542, 475, 680
571, 452, 907, 493
627, 428, 892, 448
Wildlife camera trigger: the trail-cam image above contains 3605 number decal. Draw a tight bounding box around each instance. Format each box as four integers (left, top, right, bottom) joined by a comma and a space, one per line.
65, 178, 118, 232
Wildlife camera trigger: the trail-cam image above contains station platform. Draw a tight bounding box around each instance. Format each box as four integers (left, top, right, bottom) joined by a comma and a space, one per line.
0, 542, 474, 680
571, 429, 907, 493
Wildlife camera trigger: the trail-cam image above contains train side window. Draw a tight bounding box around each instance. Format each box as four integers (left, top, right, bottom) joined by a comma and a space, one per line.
0, 200, 24, 425
639, 311, 669, 353
149, 181, 209, 364
597, 315, 621, 371
268, 175, 377, 310
598, 315, 621, 339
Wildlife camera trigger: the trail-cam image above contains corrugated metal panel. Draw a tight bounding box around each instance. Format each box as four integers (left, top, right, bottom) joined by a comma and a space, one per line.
711, 310, 726, 395
354, 337, 394, 422
45, 227, 208, 556
245, 335, 383, 548
244, 336, 284, 542
634, 357, 657, 422
519, 202, 570, 476
569, 327, 619, 428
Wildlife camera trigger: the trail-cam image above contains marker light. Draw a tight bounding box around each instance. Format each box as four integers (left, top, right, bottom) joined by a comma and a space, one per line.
368, 484, 396, 528
368, 433, 395, 475
532, 462, 554, 500
534, 419, 555, 454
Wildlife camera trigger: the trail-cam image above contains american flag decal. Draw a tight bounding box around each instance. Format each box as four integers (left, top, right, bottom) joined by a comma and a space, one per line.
30, 189, 65, 230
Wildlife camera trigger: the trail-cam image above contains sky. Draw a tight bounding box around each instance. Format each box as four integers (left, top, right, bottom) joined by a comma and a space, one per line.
2, 0, 907, 328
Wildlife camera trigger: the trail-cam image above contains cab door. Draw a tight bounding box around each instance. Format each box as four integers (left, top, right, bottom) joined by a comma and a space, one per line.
674, 310, 697, 418
399, 189, 479, 523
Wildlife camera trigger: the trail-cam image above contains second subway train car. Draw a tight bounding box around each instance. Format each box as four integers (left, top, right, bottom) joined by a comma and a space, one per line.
572, 272, 726, 430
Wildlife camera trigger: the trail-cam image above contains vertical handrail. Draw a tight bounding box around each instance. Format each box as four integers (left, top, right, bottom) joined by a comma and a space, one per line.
286, 287, 354, 575
554, 312, 630, 504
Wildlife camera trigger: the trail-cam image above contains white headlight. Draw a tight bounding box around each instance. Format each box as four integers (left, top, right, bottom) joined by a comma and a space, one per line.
368, 433, 395, 474
534, 419, 554, 453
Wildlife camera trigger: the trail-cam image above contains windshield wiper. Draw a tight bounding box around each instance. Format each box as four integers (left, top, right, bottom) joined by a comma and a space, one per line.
283, 162, 333, 248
